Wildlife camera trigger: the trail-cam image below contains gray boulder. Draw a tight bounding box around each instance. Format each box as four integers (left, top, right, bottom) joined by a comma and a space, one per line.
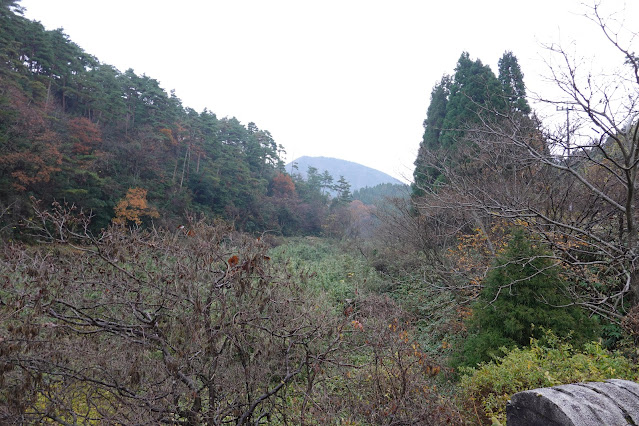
506, 379, 639, 425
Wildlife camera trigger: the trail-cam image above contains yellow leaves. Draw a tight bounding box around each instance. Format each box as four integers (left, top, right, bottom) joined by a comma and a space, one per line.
31, 382, 119, 424
112, 187, 159, 225
447, 219, 543, 292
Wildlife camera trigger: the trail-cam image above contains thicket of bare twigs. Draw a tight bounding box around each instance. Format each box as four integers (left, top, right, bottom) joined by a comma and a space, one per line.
409, 3, 639, 324
0, 202, 460, 425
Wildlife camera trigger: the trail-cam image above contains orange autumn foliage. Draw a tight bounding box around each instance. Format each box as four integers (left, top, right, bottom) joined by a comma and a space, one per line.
112, 188, 159, 225
271, 173, 296, 198
159, 128, 176, 146
68, 117, 102, 155
2, 142, 62, 191
0, 84, 62, 191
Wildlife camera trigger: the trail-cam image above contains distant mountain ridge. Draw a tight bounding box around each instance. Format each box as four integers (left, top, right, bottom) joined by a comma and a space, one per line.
286, 156, 404, 192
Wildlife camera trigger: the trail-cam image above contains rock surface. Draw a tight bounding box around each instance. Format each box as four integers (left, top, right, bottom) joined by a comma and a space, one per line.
506, 379, 639, 425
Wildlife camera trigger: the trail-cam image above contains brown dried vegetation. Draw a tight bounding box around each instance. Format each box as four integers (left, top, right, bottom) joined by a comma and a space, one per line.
0, 203, 460, 425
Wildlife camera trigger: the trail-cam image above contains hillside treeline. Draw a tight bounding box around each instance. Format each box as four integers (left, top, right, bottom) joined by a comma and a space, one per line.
0, 1, 369, 237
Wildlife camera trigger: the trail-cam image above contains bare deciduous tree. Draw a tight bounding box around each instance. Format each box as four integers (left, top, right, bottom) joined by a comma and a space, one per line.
412, 3, 639, 321
1, 205, 346, 424
0, 201, 461, 424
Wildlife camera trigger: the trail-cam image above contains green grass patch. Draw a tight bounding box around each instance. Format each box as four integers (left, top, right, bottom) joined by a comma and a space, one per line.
270, 237, 384, 310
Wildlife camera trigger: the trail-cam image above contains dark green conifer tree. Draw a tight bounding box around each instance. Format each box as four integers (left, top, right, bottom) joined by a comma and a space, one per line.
498, 51, 531, 115
440, 52, 505, 148
412, 53, 506, 197
334, 175, 352, 204
305, 166, 322, 194
320, 170, 333, 195
422, 75, 451, 151
412, 76, 450, 196
457, 229, 599, 367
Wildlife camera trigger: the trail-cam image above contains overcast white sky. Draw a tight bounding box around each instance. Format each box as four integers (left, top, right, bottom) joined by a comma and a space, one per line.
19, 0, 637, 182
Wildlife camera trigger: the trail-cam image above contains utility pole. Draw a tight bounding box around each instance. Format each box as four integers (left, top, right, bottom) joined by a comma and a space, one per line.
557, 105, 576, 158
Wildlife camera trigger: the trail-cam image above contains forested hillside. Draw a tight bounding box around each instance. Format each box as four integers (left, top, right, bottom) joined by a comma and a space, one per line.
0, 2, 369, 237
353, 182, 408, 205
2, 1, 639, 424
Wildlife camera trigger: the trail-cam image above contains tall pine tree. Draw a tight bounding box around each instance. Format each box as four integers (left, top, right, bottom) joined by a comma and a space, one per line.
412, 75, 450, 195
412, 52, 508, 197
440, 52, 505, 148
498, 51, 530, 115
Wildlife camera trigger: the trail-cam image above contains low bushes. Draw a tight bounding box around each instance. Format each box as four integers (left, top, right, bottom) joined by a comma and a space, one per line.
458, 330, 639, 424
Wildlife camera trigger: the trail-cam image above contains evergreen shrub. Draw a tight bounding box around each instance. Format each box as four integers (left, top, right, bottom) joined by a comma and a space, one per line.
455, 229, 599, 367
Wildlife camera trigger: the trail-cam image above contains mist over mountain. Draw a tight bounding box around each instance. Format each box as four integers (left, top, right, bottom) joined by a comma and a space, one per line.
286, 156, 404, 192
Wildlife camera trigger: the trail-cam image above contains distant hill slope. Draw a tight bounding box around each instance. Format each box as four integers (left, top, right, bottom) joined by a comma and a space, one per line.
353, 182, 410, 205
287, 156, 404, 192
